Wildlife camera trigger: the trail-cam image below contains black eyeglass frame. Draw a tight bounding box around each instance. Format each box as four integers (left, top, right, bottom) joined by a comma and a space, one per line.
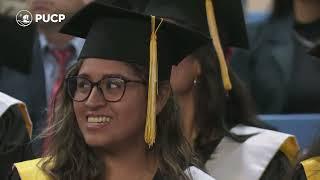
65, 75, 146, 102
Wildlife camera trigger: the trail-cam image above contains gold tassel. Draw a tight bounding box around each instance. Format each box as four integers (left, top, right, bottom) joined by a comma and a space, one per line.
145, 16, 163, 147
205, 0, 232, 91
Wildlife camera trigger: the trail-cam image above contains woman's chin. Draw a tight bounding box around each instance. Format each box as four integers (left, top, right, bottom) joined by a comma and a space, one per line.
84, 135, 112, 147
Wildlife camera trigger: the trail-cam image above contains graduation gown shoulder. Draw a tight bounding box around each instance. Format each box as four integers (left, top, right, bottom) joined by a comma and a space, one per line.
205, 124, 299, 180
0, 92, 34, 179
184, 166, 215, 180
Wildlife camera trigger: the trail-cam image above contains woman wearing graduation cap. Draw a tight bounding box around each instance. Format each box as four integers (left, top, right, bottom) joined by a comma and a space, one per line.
10, 1, 215, 180
146, 0, 300, 179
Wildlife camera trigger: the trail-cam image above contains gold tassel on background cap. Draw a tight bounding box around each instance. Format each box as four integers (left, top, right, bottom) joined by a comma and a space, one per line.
205, 0, 232, 91
145, 16, 163, 147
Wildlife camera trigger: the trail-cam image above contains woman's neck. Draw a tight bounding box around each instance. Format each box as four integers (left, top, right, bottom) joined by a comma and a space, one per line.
176, 89, 197, 145
97, 141, 158, 180
294, 0, 320, 23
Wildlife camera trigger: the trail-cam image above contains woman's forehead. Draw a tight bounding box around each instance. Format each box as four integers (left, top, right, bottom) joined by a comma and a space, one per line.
78, 58, 137, 78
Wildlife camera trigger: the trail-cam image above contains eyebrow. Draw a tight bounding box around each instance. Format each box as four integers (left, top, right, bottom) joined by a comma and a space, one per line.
77, 73, 130, 80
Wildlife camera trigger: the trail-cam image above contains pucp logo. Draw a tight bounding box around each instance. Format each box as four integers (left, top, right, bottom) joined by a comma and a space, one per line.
16, 10, 33, 27
34, 14, 66, 23
16, 10, 66, 27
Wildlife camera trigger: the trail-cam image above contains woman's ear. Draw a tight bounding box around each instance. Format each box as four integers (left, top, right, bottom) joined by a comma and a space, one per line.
156, 82, 171, 114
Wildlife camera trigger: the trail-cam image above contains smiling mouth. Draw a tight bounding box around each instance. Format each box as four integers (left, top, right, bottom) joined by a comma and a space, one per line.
87, 116, 111, 123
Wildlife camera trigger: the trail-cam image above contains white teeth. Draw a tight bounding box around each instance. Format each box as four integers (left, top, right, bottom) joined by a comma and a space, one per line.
87, 116, 111, 123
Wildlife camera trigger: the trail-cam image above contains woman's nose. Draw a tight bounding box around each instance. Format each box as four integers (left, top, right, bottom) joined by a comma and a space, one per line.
84, 86, 107, 108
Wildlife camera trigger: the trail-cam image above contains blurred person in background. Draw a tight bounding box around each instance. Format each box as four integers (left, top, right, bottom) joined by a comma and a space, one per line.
0, 4, 36, 177
25, 0, 91, 134
0, 2, 35, 74
151, 0, 300, 179
231, 0, 320, 114
289, 41, 320, 180
171, 44, 299, 180
0, 0, 91, 155
0, 92, 34, 179
284, 23, 320, 178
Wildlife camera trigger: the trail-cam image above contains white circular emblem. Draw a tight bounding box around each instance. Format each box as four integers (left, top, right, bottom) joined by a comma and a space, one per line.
16, 10, 33, 27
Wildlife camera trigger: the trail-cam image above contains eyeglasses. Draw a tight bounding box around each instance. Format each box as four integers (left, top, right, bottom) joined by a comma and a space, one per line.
66, 76, 146, 102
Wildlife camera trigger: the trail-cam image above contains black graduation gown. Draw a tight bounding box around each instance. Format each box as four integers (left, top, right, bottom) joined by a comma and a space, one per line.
292, 165, 308, 180
1, 105, 34, 179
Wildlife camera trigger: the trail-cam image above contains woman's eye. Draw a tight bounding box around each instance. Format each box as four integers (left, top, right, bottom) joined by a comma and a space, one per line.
105, 79, 123, 89
77, 80, 90, 89
108, 82, 119, 89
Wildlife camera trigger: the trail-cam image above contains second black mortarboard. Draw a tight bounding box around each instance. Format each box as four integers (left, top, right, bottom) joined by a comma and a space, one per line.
145, 0, 248, 92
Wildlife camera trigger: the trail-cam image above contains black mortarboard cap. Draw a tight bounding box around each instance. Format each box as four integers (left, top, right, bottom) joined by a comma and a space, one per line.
60, 0, 209, 81
103, 0, 150, 12
145, 0, 248, 92
145, 0, 248, 48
